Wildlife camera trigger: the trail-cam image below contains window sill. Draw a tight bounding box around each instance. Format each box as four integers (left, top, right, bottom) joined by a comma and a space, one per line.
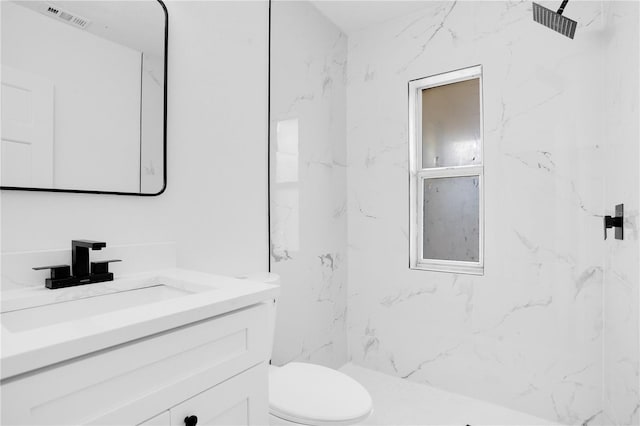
410, 261, 484, 276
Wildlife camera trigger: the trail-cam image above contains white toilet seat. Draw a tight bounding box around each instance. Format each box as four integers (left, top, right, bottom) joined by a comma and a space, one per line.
269, 362, 373, 426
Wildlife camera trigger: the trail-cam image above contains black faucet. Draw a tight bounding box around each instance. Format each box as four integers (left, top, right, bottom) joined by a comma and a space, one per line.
33, 240, 121, 289
72, 240, 106, 278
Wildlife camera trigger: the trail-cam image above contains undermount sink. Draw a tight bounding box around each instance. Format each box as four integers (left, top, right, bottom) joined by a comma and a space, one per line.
0, 268, 280, 382
1, 284, 193, 333
0, 273, 218, 334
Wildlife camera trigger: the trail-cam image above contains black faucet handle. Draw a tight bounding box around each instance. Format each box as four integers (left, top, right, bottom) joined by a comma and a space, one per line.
33, 264, 79, 288
72, 240, 107, 250
91, 259, 122, 275
33, 264, 71, 279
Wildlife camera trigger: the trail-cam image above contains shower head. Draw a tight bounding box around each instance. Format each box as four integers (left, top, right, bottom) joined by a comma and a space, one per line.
532, 1, 577, 39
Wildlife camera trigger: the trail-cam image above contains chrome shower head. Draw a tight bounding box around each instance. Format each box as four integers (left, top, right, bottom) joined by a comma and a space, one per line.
532, 1, 577, 39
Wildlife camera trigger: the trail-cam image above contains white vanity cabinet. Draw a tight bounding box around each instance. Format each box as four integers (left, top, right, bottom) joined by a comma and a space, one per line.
138, 364, 267, 426
1, 303, 270, 426
167, 363, 267, 425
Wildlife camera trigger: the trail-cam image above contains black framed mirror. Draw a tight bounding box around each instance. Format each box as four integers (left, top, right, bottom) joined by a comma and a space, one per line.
0, 0, 167, 196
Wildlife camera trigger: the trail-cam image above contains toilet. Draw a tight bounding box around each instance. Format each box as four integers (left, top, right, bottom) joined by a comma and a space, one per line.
245, 273, 373, 425
268, 363, 373, 425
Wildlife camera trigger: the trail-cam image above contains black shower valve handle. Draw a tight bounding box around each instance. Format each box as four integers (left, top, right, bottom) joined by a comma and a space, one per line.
603, 204, 624, 240
604, 216, 618, 240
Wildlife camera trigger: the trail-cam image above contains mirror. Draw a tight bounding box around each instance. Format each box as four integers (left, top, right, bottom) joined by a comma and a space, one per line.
1, 0, 167, 195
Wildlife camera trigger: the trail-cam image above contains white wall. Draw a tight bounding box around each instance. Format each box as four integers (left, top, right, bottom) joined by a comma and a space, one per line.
345, 1, 622, 424
270, 1, 348, 368
1, 1, 269, 279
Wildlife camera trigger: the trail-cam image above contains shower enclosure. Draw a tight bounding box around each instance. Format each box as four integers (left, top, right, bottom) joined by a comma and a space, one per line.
268, 1, 639, 424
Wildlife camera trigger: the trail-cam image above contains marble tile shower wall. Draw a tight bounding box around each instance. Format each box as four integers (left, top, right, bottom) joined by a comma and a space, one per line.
344, 1, 637, 425
603, 2, 640, 425
270, 2, 349, 368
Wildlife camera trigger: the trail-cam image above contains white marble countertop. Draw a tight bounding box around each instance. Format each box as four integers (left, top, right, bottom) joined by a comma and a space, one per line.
0, 268, 279, 381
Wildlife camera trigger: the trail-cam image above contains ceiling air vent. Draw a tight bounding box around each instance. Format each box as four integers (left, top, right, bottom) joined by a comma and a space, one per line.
41, 4, 91, 29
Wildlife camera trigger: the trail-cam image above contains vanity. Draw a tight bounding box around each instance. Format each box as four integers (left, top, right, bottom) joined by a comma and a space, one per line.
0, 1, 278, 423
1, 269, 279, 425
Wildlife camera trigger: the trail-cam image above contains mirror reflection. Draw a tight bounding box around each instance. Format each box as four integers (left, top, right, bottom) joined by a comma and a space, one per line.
1, 0, 166, 194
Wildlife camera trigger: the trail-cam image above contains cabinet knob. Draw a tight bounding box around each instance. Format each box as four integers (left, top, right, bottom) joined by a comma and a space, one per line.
184, 415, 198, 426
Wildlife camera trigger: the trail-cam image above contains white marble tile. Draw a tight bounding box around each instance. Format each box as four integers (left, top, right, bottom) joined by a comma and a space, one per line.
340, 362, 558, 425
270, 1, 638, 423
270, 1, 348, 369
344, 1, 635, 424
602, 2, 640, 424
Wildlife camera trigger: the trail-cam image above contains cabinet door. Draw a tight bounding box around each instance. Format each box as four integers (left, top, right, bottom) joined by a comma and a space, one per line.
138, 411, 170, 426
2, 303, 269, 426
169, 363, 267, 426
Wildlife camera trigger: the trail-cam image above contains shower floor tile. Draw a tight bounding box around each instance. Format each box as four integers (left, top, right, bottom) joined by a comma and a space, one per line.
339, 363, 558, 426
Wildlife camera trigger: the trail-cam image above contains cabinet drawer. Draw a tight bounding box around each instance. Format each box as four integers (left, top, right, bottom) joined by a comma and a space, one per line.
169, 363, 268, 426
1, 303, 269, 426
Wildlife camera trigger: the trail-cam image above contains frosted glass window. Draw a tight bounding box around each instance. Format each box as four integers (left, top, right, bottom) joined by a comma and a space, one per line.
409, 65, 483, 274
421, 78, 480, 168
423, 177, 479, 262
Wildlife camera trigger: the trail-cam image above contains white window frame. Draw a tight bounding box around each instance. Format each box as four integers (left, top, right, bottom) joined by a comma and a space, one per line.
408, 65, 484, 275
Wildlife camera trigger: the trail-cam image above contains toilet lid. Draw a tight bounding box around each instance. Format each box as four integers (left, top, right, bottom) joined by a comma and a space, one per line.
269, 363, 373, 426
